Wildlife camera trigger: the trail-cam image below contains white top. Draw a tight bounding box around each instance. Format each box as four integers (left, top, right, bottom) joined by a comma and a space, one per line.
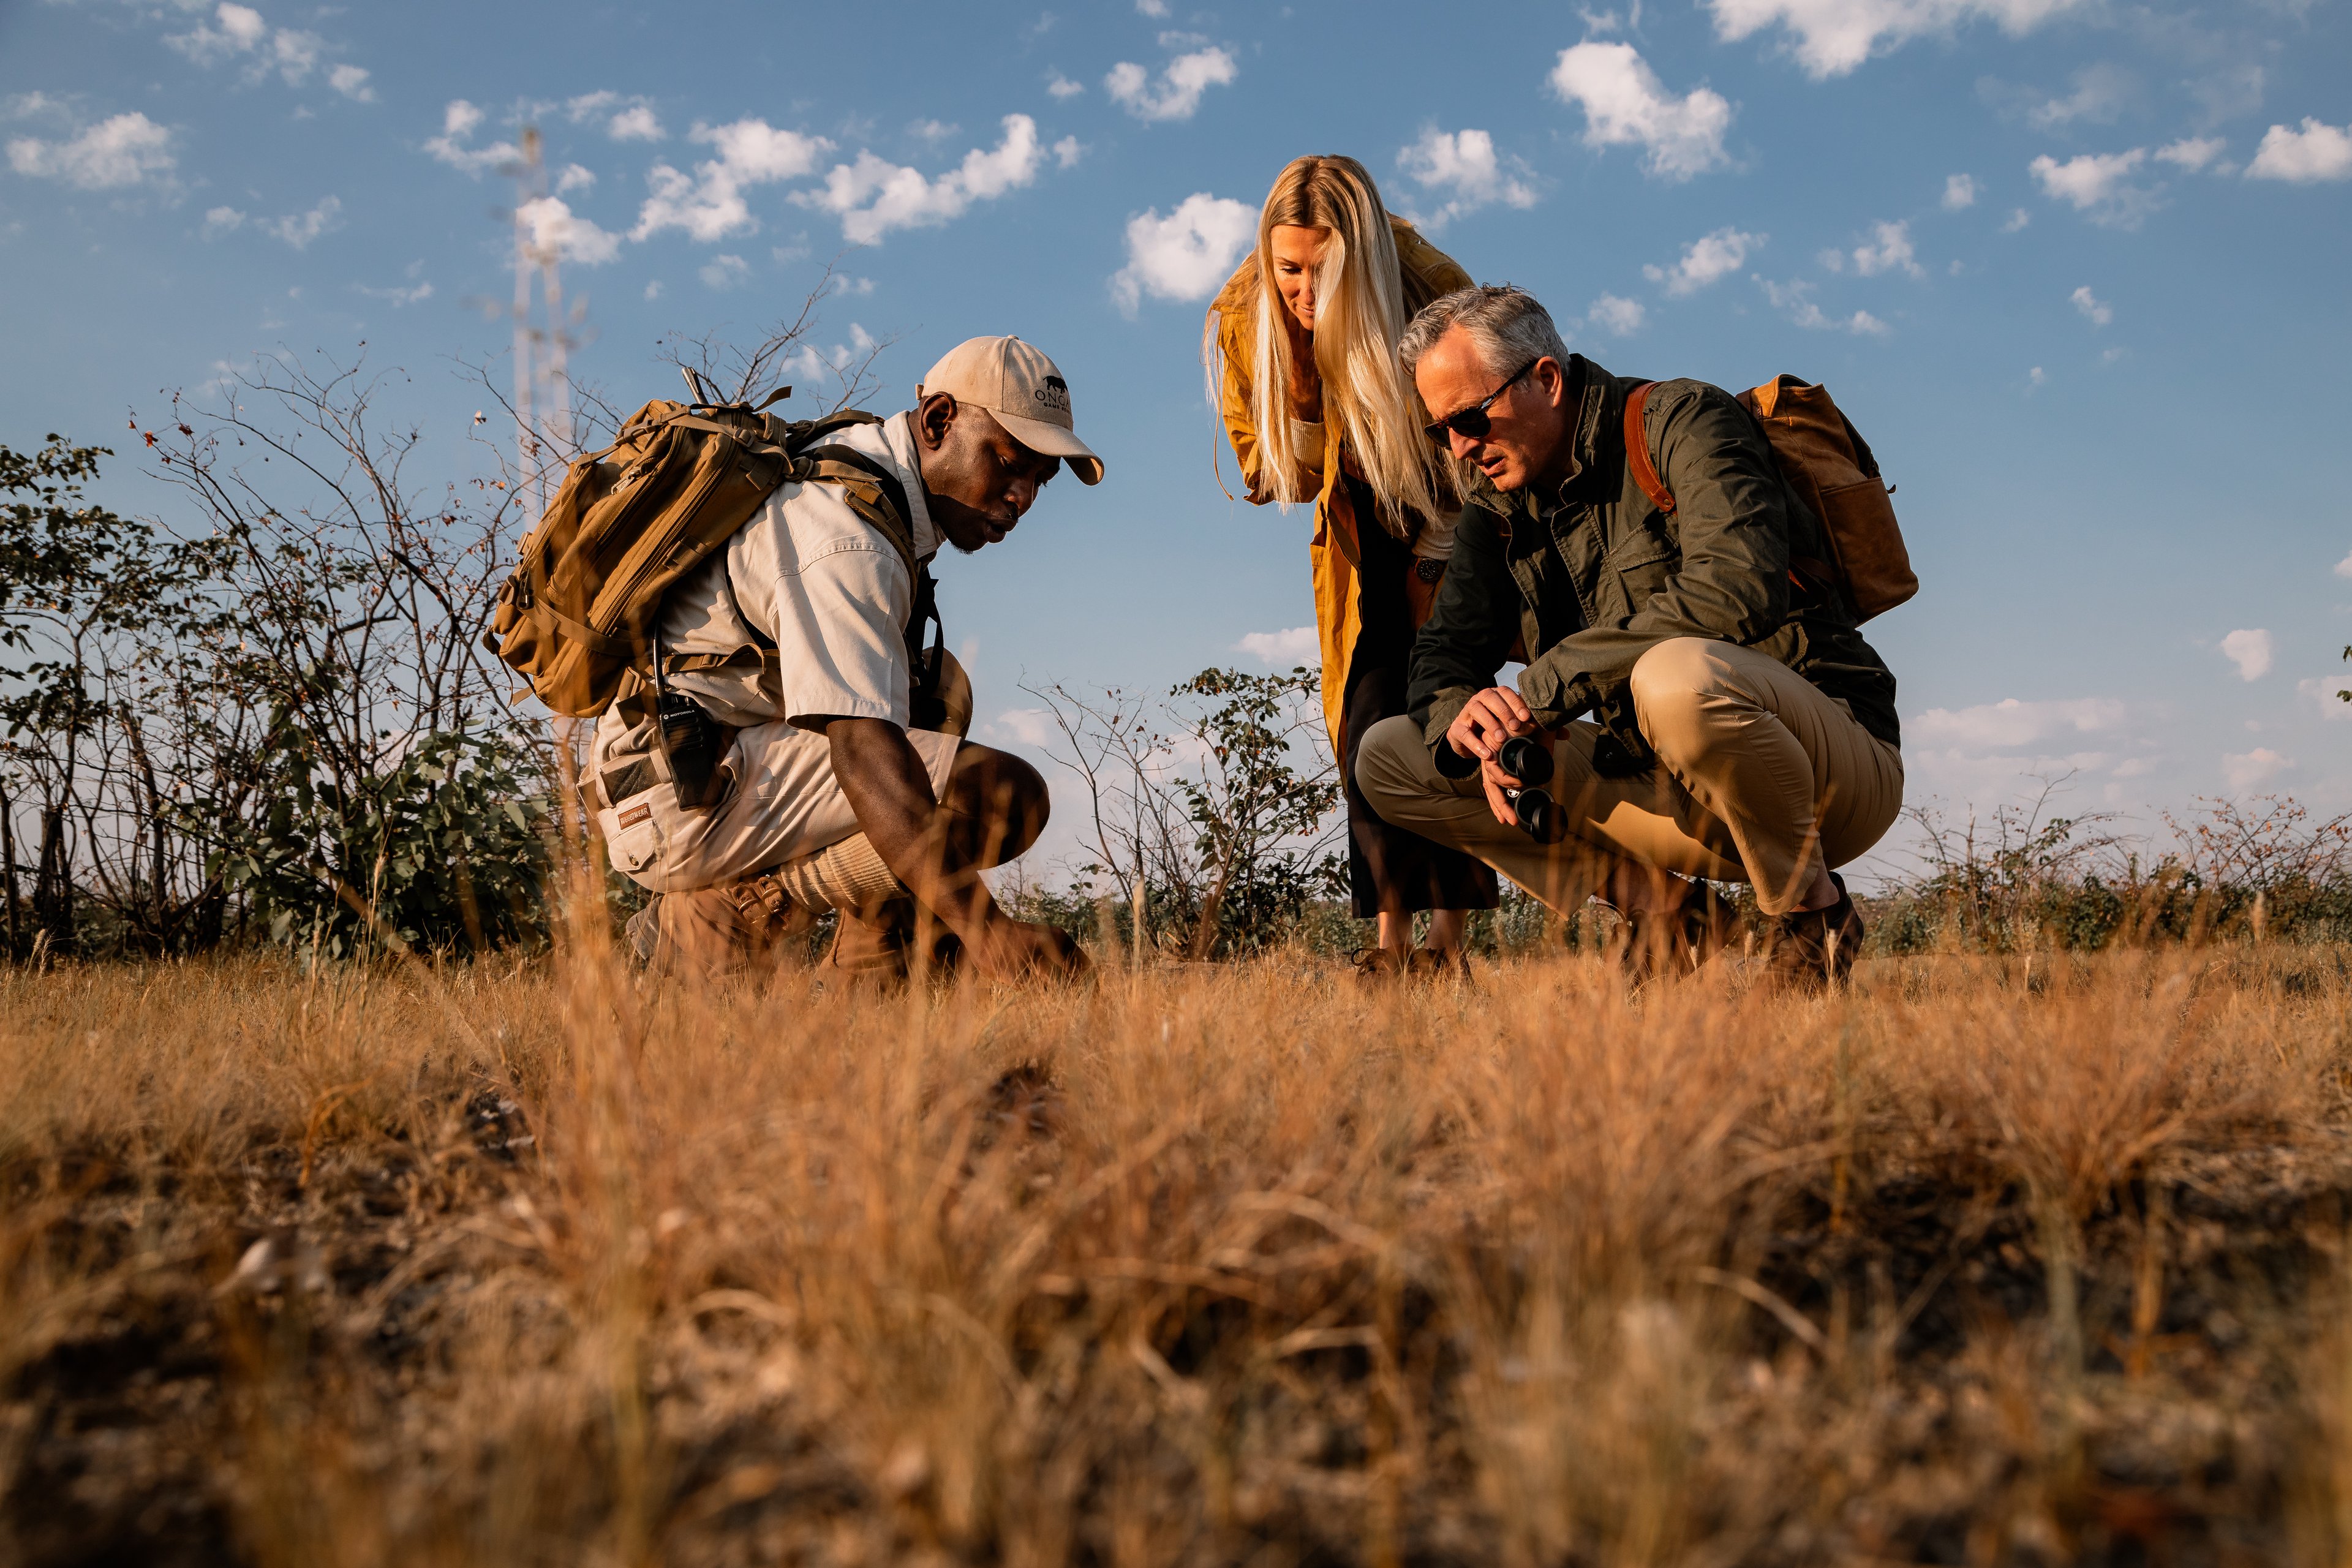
655, 412, 940, 731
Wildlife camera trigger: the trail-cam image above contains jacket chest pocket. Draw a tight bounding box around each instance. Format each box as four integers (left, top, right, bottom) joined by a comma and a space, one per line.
1602, 529, 1678, 622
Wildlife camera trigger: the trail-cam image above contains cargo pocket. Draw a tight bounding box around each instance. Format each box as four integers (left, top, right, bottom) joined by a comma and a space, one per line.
601, 795, 666, 880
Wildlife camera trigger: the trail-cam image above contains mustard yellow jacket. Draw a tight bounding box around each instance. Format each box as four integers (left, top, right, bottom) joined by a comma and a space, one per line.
1207, 218, 1471, 750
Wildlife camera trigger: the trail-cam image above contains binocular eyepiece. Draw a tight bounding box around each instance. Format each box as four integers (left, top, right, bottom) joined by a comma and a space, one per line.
1496, 736, 1553, 788
1496, 736, 1558, 841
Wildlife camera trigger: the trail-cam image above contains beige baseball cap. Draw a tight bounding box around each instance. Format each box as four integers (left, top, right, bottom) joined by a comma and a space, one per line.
916, 335, 1104, 485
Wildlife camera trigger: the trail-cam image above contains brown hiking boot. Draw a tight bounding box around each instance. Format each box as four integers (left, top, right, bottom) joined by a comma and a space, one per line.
1350, 946, 1408, 984
827, 899, 963, 986
1763, 873, 1864, 992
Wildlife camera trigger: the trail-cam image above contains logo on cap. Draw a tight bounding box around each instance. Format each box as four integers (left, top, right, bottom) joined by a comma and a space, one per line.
1033, 374, 1071, 415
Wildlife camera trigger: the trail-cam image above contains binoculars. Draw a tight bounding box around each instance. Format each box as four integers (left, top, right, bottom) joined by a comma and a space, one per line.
1496, 735, 1558, 841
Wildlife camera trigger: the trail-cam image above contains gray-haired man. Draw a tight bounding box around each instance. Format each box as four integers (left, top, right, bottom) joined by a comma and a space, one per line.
1352, 285, 1904, 986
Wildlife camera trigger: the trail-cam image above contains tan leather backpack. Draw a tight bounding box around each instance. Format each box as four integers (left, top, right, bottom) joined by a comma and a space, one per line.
1625, 375, 1918, 622
484, 391, 935, 718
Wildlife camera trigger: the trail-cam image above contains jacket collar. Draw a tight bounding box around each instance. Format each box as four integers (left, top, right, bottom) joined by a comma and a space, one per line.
1496, 353, 1608, 527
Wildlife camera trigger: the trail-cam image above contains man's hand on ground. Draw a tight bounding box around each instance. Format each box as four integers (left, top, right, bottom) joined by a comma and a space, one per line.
827, 717, 1084, 984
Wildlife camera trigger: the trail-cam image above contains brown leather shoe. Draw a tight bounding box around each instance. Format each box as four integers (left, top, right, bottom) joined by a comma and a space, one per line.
1763, 873, 1864, 992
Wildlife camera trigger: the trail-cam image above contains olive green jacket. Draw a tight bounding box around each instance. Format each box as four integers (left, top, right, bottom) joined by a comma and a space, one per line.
1408, 355, 1901, 765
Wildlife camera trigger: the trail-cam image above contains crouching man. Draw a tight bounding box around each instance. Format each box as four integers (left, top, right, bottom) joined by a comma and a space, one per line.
596, 336, 1098, 984
1354, 286, 1904, 986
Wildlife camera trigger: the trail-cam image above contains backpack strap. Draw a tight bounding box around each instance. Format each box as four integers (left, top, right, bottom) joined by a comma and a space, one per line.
1626, 379, 1840, 606
1624, 381, 1675, 516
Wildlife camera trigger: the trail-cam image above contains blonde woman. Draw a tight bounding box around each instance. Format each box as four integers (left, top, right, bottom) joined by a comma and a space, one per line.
1206, 155, 1498, 976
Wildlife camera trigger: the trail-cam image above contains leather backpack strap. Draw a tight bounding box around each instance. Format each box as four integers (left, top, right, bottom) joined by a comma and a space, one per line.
1624, 381, 1675, 516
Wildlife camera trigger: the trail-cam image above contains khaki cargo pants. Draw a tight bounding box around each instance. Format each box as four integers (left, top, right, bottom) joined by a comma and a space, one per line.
1355, 637, 1903, 917
591, 704, 962, 979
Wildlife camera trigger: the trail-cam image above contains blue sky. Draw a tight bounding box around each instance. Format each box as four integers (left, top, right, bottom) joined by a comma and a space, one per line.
4, 0, 2349, 876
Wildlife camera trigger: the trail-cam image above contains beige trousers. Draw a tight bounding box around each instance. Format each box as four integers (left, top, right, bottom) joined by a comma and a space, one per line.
1355, 638, 1903, 916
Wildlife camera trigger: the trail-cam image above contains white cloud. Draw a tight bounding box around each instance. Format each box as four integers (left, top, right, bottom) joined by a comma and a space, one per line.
356, 279, 432, 306
1942, 172, 1977, 209
2028, 365, 2046, 386
1104, 47, 1237, 123
908, 118, 960, 145
1110, 191, 1255, 314
2246, 119, 2352, 183
266, 28, 323, 85
1549, 42, 1733, 181
2029, 148, 2159, 227
631, 118, 832, 242
260, 194, 341, 249
1895, 695, 2176, 821
7, 112, 175, 190
797, 113, 1044, 246
2022, 62, 2132, 129
989, 707, 1058, 747
643, 279, 662, 301
1054, 135, 1084, 169
2222, 748, 2289, 792
2335, 549, 2352, 580
2155, 137, 2226, 173
555, 162, 595, 194
2001, 206, 2031, 232
424, 99, 522, 177
517, 195, 621, 265
167, 4, 349, 91
2297, 674, 2352, 717
1047, 74, 1085, 100
1850, 218, 1922, 276
1757, 276, 1889, 336
200, 204, 244, 237
562, 92, 663, 140
1910, 695, 2127, 750
1703, 0, 2090, 79
699, 253, 750, 289
2070, 285, 2112, 325
5, 92, 68, 123
1588, 293, 1646, 334
1135, 0, 1170, 14
1395, 127, 1538, 230
165, 2, 268, 65
782, 323, 880, 387
1235, 626, 1319, 666
2219, 628, 2273, 682
608, 104, 664, 143
1643, 226, 1762, 295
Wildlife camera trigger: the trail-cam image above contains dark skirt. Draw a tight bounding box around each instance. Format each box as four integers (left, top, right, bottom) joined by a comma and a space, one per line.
1340, 493, 1501, 920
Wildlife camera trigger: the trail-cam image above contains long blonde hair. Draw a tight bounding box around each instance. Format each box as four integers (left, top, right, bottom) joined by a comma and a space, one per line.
1209, 155, 1453, 538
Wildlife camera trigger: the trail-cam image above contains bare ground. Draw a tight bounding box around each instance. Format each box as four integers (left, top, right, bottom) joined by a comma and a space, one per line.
4, 943, 2350, 1566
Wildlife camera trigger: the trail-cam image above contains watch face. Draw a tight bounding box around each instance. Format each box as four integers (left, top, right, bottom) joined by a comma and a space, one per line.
1415, 557, 1446, 583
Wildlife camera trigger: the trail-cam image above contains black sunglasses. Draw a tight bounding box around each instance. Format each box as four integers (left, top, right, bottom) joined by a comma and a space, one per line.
1423, 356, 1542, 447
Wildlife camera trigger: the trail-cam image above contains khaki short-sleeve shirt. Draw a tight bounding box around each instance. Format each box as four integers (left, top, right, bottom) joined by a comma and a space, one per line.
654, 413, 939, 731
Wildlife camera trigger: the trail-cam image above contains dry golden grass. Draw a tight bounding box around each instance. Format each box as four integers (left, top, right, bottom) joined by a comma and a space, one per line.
4, 929, 2351, 1566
